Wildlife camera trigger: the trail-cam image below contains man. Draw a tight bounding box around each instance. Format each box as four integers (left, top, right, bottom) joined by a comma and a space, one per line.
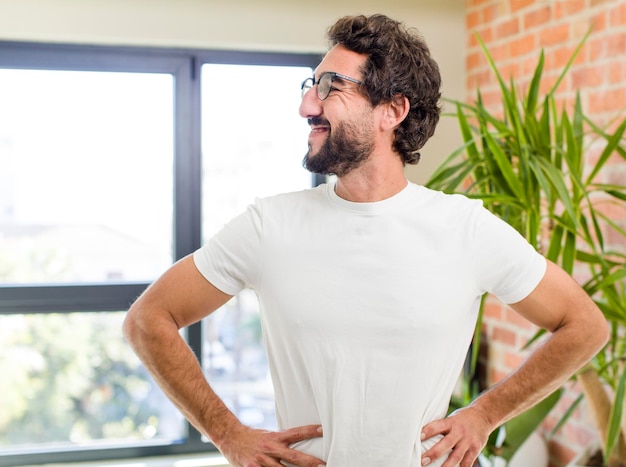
123, 14, 608, 467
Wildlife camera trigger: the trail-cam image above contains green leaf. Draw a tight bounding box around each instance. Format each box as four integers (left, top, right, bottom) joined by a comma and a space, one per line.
548, 28, 591, 95
562, 230, 576, 274
483, 131, 526, 200
605, 367, 626, 458
587, 117, 626, 184
533, 157, 579, 227
499, 389, 562, 460
524, 50, 544, 116
545, 224, 564, 263
549, 393, 584, 439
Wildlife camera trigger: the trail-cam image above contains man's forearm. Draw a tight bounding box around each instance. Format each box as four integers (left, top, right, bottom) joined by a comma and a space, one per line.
469, 317, 607, 431
122, 308, 241, 445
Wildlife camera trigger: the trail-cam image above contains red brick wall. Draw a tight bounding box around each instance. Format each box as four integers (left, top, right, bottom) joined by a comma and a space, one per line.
465, 0, 626, 465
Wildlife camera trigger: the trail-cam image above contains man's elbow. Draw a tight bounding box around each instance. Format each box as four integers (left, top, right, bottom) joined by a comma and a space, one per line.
594, 318, 610, 351
122, 300, 145, 348
580, 310, 610, 359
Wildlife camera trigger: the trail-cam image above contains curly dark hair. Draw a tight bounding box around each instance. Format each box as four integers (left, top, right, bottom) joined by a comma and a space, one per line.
327, 14, 442, 165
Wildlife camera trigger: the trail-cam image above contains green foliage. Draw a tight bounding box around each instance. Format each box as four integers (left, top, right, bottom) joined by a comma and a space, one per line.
429, 32, 626, 463
0, 312, 168, 446
484, 390, 561, 463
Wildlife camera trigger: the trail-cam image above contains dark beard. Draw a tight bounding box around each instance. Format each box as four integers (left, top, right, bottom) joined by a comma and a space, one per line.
303, 119, 374, 177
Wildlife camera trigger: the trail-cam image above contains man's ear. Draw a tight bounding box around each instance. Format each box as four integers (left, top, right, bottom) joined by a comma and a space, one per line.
381, 94, 410, 131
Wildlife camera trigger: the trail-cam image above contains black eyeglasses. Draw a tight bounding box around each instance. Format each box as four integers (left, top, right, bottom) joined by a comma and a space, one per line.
301, 71, 363, 100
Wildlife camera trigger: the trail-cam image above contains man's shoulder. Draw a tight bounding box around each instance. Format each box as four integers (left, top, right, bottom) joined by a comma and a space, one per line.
256, 184, 328, 207
408, 183, 483, 212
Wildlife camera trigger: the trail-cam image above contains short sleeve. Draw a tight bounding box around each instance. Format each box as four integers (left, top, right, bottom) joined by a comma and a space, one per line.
473, 207, 547, 304
193, 201, 263, 296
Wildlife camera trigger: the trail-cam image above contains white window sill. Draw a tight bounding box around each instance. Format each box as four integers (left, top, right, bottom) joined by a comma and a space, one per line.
31, 453, 230, 467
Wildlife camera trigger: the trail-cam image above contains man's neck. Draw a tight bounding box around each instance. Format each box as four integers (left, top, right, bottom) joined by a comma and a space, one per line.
334, 160, 408, 202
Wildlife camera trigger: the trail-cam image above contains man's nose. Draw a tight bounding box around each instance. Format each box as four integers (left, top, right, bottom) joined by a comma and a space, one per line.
299, 87, 323, 119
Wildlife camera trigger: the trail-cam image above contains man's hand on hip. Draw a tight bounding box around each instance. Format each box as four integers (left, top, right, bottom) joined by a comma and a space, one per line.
217, 423, 325, 467
420, 407, 490, 467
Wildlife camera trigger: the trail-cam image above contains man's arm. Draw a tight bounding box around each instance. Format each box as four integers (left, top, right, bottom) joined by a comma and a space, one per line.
122, 255, 325, 467
420, 260, 609, 467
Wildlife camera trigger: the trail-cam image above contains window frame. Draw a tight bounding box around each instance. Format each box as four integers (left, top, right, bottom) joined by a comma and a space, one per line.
0, 40, 321, 467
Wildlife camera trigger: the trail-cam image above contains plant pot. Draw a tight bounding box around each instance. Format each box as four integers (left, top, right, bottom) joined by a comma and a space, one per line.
482, 431, 549, 467
508, 431, 549, 467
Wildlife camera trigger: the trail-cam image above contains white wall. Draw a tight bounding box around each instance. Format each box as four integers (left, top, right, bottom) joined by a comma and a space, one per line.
0, 0, 465, 183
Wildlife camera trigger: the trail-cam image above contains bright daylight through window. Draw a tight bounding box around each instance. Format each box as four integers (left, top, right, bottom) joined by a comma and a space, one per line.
0, 48, 317, 467
0, 68, 183, 454
201, 64, 313, 432
0, 69, 174, 284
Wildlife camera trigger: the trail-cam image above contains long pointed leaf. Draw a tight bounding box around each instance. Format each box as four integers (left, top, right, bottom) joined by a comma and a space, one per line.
483, 132, 526, 200
499, 389, 562, 460
587, 117, 626, 183
605, 367, 626, 459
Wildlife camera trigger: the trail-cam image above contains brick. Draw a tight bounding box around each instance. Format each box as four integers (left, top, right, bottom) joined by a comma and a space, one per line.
522, 55, 542, 76
482, 2, 506, 23
476, 68, 497, 88
589, 88, 626, 113
571, 66, 605, 88
606, 32, 626, 56
478, 88, 504, 107
504, 306, 537, 330
488, 42, 509, 61
548, 45, 587, 71
492, 325, 517, 346
609, 61, 626, 84
496, 17, 519, 38
504, 349, 526, 369
489, 367, 509, 384
595, 195, 626, 221
481, 4, 496, 23
467, 0, 492, 8
467, 9, 482, 29
554, 0, 586, 19
510, 33, 537, 57
499, 62, 520, 81
524, 5, 551, 29
466, 50, 485, 70
592, 10, 608, 32
510, 0, 535, 13
539, 71, 562, 95
590, 32, 626, 61
469, 26, 494, 48
591, 0, 614, 5
483, 301, 503, 320
563, 422, 596, 446
539, 23, 571, 47
609, 2, 626, 26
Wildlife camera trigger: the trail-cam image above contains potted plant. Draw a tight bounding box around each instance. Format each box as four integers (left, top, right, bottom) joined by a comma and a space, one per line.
428, 34, 626, 466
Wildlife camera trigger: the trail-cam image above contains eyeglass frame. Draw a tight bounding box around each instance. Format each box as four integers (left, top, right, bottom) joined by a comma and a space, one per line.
301, 71, 363, 101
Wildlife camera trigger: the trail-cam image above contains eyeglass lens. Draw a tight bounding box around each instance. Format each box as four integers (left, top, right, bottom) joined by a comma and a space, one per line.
317, 73, 332, 100
301, 73, 333, 100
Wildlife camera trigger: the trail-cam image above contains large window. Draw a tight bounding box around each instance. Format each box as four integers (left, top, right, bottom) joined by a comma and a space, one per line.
200, 64, 313, 432
0, 42, 319, 467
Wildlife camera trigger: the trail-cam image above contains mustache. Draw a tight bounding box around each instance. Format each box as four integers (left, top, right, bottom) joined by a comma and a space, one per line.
308, 117, 330, 126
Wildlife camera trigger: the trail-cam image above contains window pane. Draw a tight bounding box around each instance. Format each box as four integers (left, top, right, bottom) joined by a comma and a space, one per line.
0, 312, 185, 452
0, 70, 174, 284
201, 64, 312, 236
201, 64, 312, 429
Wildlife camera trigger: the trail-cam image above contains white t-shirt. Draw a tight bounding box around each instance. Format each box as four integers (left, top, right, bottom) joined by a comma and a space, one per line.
193, 181, 546, 467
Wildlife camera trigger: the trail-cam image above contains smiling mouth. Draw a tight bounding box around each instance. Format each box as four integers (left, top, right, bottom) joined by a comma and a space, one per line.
310, 125, 329, 135
308, 119, 330, 137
